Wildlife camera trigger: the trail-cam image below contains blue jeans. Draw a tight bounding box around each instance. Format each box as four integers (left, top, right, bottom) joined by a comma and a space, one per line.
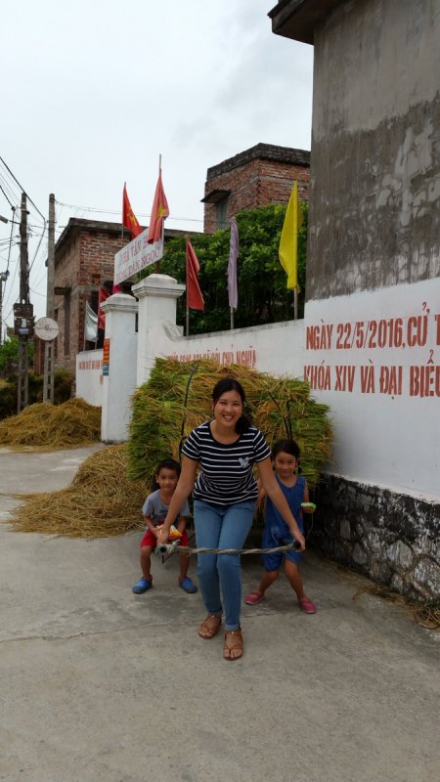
194, 499, 256, 631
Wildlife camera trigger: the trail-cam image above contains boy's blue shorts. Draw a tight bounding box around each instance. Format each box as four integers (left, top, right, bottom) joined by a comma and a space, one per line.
262, 523, 303, 571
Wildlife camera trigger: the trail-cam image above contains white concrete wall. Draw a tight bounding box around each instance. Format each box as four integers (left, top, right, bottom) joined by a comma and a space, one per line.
304, 277, 440, 498
100, 293, 138, 443
76, 349, 104, 407
76, 311, 304, 408
140, 318, 304, 384
132, 274, 185, 386
77, 273, 439, 501
132, 275, 304, 384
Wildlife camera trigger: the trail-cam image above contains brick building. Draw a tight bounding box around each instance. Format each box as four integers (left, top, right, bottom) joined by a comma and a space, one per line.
40, 142, 310, 375
202, 142, 310, 233
35, 219, 184, 376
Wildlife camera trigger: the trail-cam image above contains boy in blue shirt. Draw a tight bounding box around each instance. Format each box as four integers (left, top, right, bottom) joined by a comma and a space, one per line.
132, 459, 197, 595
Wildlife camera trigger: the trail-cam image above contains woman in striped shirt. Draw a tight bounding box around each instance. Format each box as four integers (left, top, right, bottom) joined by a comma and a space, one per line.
158, 377, 305, 661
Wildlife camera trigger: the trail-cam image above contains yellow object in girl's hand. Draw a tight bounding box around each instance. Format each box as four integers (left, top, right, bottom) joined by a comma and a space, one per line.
157, 524, 182, 540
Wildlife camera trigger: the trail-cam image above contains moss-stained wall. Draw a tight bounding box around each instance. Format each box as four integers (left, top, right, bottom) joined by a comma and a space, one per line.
307, 0, 440, 299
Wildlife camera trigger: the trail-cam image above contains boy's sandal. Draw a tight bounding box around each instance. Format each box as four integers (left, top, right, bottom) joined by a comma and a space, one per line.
198, 614, 222, 639
179, 576, 198, 594
132, 576, 153, 594
223, 629, 243, 661
245, 590, 264, 605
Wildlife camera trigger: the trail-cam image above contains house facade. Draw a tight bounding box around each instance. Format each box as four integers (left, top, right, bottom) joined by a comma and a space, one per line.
269, 0, 440, 595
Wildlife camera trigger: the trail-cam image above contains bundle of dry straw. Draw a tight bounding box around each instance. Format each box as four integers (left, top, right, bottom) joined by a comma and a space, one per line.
8, 360, 331, 540
128, 358, 332, 489
9, 445, 146, 538
0, 398, 101, 447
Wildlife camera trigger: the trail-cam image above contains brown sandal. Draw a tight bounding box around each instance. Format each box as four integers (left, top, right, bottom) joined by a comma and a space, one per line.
198, 614, 222, 639
223, 629, 243, 661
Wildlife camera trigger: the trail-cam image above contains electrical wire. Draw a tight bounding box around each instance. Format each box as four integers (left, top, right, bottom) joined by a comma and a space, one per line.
28, 223, 47, 272
5, 211, 15, 275
0, 180, 15, 209
1, 259, 18, 315
55, 199, 203, 224
0, 156, 46, 224
0, 172, 20, 208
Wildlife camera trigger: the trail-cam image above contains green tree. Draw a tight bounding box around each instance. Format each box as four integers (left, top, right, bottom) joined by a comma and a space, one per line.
0, 336, 34, 377
142, 203, 308, 335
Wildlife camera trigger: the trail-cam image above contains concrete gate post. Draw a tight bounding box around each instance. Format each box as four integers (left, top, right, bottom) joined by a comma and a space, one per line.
100, 293, 138, 443
132, 274, 185, 386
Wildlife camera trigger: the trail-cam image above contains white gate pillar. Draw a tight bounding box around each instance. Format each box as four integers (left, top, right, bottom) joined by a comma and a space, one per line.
100, 293, 138, 443
132, 274, 185, 386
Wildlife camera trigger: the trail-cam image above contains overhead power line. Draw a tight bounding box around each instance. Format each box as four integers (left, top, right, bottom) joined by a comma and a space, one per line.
55, 199, 203, 223
0, 156, 46, 224
0, 180, 15, 208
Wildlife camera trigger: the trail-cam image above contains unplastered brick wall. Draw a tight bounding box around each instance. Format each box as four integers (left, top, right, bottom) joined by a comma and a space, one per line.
203, 143, 310, 233
77, 231, 121, 286
54, 222, 124, 374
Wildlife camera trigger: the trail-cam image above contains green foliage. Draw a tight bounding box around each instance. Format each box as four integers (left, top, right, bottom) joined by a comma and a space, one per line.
0, 379, 16, 420
141, 203, 308, 335
0, 336, 34, 377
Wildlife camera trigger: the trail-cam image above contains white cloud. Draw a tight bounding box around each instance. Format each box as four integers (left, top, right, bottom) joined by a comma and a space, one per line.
0, 0, 313, 323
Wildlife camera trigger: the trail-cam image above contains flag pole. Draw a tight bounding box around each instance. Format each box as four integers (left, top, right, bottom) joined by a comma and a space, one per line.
155, 156, 162, 274
185, 233, 189, 335
293, 286, 298, 321
121, 182, 125, 247
228, 216, 239, 331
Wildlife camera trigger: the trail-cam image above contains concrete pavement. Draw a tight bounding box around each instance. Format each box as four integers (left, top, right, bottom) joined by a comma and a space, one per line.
0, 446, 439, 782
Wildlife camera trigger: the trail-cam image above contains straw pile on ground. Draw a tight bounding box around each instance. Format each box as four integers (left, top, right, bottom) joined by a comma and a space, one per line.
128, 358, 332, 489
9, 444, 146, 538
0, 398, 101, 446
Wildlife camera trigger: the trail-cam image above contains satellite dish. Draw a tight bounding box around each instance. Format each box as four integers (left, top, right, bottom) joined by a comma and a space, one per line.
34, 317, 59, 341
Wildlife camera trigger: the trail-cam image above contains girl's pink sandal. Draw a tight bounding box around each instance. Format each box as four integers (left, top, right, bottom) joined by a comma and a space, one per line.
299, 596, 317, 614
245, 590, 264, 605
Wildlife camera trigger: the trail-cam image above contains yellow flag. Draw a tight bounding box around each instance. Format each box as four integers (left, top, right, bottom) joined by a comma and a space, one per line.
279, 181, 303, 290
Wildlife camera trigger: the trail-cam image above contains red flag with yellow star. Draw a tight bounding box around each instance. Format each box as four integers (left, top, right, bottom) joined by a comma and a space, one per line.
147, 170, 169, 244
122, 184, 142, 238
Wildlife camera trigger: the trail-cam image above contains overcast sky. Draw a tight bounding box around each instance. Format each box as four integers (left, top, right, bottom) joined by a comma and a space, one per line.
0, 0, 313, 327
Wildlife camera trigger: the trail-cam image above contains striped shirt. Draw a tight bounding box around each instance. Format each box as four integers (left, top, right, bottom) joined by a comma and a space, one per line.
182, 421, 271, 505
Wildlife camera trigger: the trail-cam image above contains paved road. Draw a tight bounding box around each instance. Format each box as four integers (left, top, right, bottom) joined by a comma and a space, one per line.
0, 446, 438, 782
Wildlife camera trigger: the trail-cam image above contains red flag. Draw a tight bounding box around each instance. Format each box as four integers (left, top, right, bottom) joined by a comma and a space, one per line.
98, 287, 110, 330
122, 184, 142, 238
186, 238, 204, 311
147, 170, 169, 244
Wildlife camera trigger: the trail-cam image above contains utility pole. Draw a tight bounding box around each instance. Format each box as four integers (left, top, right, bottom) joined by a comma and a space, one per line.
19, 193, 29, 303
43, 193, 56, 402
15, 192, 32, 412
0, 270, 9, 345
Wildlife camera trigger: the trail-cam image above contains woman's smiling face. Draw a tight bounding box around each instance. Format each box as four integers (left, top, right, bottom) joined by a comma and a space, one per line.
213, 389, 243, 428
